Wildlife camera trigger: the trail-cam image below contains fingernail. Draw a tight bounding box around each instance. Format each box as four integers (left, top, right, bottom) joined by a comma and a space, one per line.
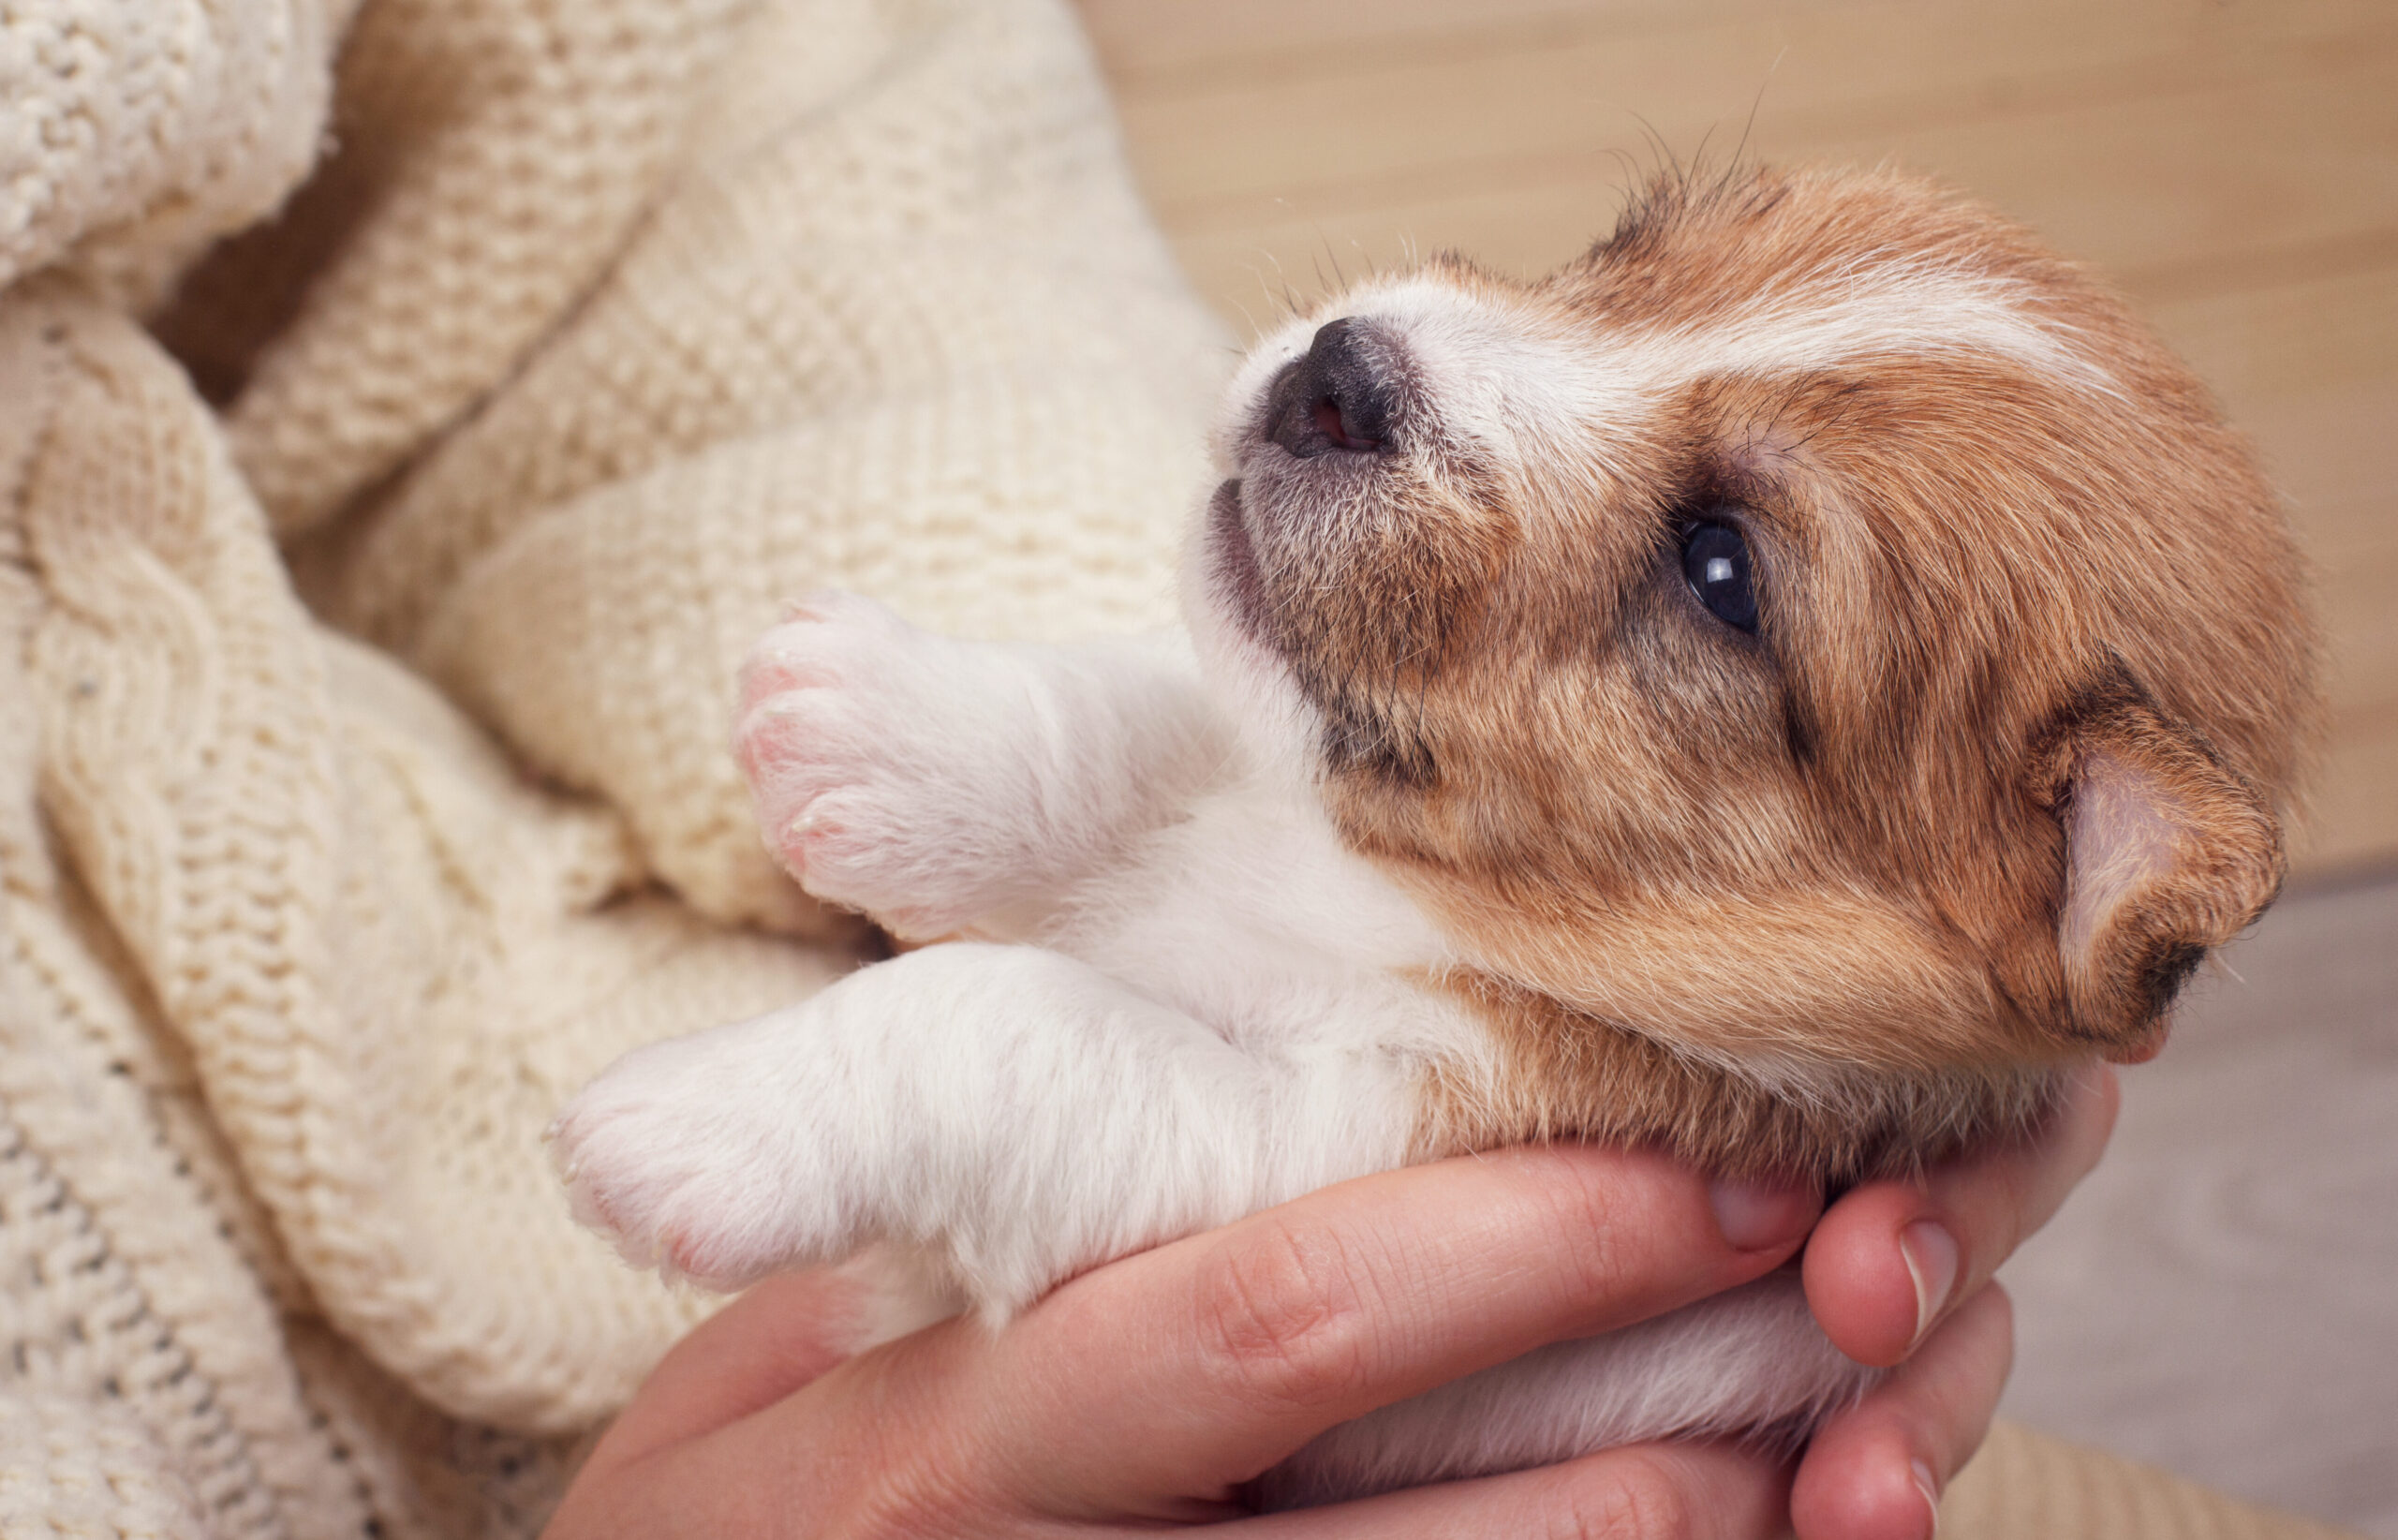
1707, 1176, 1821, 1251
1901, 1220, 1961, 1348
1912, 1457, 1943, 1538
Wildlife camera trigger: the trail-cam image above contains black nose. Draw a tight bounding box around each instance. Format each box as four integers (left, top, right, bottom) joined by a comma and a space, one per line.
1267, 318, 1399, 458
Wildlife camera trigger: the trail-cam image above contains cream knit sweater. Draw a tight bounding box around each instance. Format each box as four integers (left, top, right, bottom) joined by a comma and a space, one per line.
0, 1, 2361, 1535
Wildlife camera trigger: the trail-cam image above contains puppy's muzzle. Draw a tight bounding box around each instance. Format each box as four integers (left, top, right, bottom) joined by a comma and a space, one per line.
1266, 318, 1407, 458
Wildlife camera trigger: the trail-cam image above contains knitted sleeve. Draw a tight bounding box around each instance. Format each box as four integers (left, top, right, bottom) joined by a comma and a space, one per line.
0, 1392, 211, 1540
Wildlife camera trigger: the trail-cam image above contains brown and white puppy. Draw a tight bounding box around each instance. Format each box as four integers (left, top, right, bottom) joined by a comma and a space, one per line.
553, 165, 2317, 1503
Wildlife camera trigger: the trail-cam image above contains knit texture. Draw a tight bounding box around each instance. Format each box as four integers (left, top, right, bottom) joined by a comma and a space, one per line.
0, 0, 355, 307
332, 0, 1220, 932
0, 0, 2363, 1535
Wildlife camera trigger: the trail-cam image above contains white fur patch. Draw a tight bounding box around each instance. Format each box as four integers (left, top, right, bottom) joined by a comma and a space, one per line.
1257, 1274, 1879, 1507
555, 938, 1428, 1312
1216, 260, 2118, 480
563, 606, 1465, 1317
737, 592, 1226, 941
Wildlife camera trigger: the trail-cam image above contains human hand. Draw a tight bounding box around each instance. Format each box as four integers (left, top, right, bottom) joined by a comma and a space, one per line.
542, 1068, 2116, 1539
1794, 1064, 2120, 1536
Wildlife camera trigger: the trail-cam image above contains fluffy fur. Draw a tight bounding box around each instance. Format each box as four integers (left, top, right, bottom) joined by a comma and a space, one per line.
551, 165, 2317, 1503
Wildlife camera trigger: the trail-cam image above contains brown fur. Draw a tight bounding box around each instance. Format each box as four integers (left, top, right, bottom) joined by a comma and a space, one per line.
1411, 976, 2064, 1182
1215, 166, 2318, 1179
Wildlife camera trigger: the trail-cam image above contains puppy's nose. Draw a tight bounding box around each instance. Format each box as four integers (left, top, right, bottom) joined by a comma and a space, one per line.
1267, 318, 1399, 457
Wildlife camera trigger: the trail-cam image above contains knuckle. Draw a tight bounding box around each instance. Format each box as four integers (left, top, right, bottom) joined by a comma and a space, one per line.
1532, 1163, 1641, 1303
1551, 1455, 1699, 1540
1192, 1218, 1377, 1414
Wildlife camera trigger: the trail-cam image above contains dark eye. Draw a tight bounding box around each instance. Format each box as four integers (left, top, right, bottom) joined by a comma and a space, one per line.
1680, 521, 1757, 633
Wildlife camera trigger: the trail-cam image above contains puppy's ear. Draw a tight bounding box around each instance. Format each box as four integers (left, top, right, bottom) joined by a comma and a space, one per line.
2029, 663, 2283, 1059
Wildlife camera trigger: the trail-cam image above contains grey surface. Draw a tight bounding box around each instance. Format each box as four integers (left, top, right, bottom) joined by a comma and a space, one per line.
1999, 871, 2398, 1535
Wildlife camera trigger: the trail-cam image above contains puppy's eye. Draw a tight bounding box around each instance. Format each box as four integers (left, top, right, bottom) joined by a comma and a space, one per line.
1680, 521, 1758, 633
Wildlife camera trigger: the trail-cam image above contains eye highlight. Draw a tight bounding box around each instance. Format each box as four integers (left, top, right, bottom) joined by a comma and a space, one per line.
1680, 521, 1758, 633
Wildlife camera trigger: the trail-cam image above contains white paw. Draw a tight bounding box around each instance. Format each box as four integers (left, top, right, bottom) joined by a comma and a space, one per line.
549, 1016, 851, 1291
733, 592, 1029, 938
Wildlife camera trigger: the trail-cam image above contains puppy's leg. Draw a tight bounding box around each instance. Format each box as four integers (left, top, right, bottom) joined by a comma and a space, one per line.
1252, 1274, 1880, 1508
551, 941, 1414, 1313
736, 594, 1225, 940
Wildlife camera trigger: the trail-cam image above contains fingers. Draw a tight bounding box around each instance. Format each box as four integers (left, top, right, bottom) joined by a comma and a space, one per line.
1803, 1065, 2117, 1367
982, 1143, 1822, 1518
1790, 1284, 2015, 1540
574, 1268, 870, 1481
1236, 1439, 1790, 1540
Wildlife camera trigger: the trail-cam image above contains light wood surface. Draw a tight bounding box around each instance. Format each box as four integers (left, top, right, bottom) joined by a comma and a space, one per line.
1073, 0, 2398, 877
2002, 871, 2398, 1536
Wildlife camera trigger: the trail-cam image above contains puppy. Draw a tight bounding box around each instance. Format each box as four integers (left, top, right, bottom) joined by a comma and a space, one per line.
552, 164, 2316, 1503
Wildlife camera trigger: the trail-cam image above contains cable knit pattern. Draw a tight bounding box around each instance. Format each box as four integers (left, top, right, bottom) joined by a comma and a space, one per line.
21, 284, 845, 1440
0, 0, 2365, 1535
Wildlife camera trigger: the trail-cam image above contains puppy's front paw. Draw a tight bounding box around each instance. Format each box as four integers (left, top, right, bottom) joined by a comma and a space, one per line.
550, 1021, 848, 1291
734, 592, 1027, 937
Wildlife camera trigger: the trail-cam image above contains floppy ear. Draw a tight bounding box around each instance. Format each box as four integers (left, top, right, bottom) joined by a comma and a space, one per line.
2030, 664, 2284, 1059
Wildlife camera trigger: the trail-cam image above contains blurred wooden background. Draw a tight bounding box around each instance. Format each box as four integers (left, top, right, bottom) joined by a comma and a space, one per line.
1072, 0, 2396, 881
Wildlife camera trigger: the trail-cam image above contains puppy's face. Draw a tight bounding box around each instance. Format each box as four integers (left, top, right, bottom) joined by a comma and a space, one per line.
1190, 168, 2316, 1171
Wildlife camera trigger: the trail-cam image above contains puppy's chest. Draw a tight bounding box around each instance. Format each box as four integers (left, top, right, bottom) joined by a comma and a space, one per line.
1048, 789, 1473, 1059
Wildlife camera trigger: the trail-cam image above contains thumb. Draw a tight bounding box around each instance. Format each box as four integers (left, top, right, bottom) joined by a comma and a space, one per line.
580, 1266, 873, 1479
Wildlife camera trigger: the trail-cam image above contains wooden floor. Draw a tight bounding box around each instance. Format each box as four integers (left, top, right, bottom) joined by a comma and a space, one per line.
1073, 0, 2398, 879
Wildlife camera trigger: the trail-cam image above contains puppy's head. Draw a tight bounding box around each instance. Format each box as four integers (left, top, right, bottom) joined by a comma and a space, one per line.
1189, 166, 2317, 1172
